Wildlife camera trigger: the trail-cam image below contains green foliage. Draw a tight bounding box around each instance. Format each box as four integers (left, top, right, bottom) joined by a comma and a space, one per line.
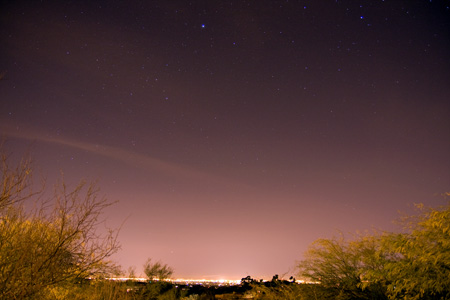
380, 201, 450, 300
297, 198, 450, 300
297, 233, 388, 300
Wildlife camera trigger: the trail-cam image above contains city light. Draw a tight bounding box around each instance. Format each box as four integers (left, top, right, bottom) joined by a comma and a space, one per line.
106, 277, 242, 285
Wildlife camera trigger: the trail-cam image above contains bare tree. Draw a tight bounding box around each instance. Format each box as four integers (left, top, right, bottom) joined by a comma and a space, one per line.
0, 150, 121, 299
127, 266, 137, 279
0, 150, 36, 210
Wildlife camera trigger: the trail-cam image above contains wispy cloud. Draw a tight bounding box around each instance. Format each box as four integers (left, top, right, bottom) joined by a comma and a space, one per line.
1, 124, 208, 181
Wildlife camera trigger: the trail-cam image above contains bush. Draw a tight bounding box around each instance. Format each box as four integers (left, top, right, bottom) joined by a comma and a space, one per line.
297, 198, 450, 300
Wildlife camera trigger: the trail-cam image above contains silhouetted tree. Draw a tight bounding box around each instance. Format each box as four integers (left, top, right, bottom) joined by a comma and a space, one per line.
241, 275, 254, 285
143, 258, 174, 281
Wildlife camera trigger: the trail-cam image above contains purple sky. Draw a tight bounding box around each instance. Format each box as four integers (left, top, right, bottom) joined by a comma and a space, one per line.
1, 0, 449, 280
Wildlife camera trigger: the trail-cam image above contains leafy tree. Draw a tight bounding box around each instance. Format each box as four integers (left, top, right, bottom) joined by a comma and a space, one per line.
379, 201, 450, 300
297, 233, 388, 300
143, 258, 174, 281
0, 150, 121, 299
297, 198, 450, 300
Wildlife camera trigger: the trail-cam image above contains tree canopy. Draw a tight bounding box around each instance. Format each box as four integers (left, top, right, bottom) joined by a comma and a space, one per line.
297, 198, 450, 300
380, 201, 450, 299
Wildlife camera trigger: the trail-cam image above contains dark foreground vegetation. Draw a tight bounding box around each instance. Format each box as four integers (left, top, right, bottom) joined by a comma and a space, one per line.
0, 277, 316, 300
1, 149, 449, 300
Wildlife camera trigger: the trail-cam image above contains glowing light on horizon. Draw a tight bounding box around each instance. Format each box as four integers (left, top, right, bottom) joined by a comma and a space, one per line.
106, 277, 242, 285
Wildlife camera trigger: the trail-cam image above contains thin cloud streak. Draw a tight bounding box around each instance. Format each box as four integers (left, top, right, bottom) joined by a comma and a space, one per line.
1, 124, 214, 182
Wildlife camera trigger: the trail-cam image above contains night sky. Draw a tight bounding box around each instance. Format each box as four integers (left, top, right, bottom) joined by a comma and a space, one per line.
1, 0, 449, 280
